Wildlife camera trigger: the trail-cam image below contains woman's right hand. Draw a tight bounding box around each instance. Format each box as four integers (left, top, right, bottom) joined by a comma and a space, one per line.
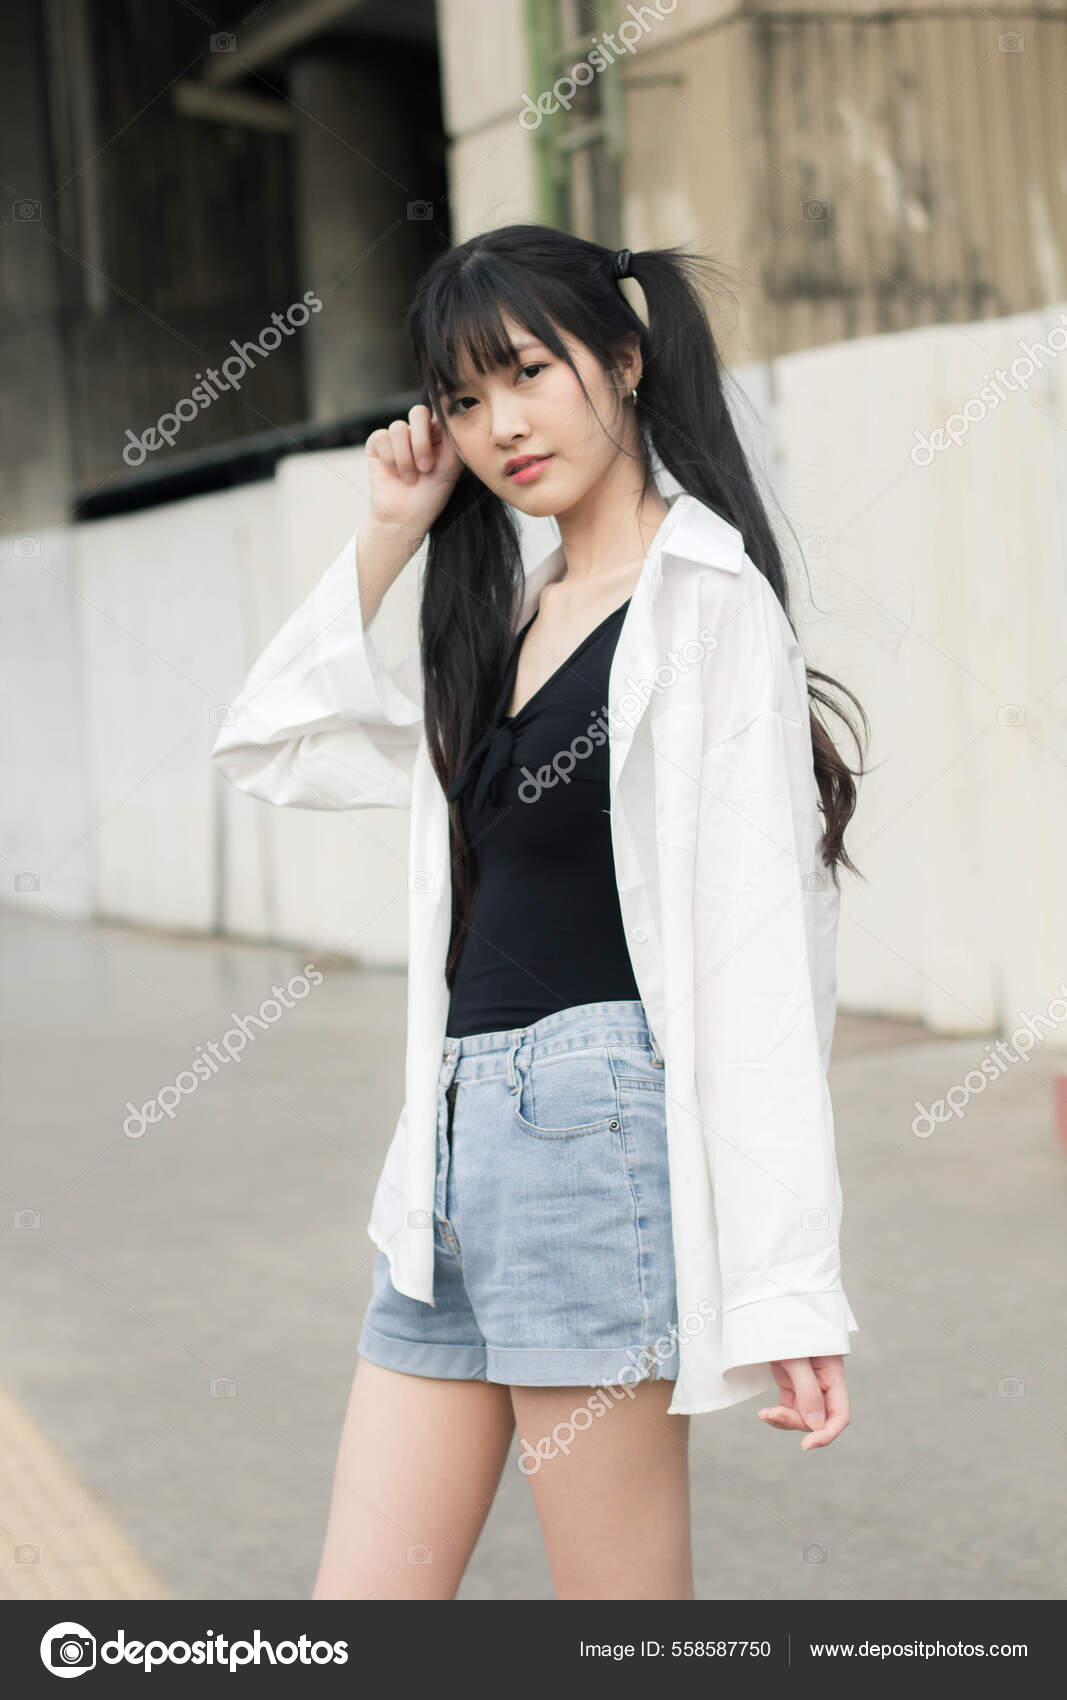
365, 403, 464, 541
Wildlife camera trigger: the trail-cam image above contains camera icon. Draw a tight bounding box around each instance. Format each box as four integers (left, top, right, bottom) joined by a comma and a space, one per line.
15, 871, 40, 892
46, 1628, 96, 1670
407, 200, 434, 221
14, 537, 41, 557
209, 1376, 237, 1397
15, 1209, 41, 1230
211, 32, 237, 52
997, 1376, 1024, 1397
803, 534, 829, 557
406, 1543, 434, 1563
803, 871, 828, 892
408, 870, 436, 893
407, 1209, 432, 1229
802, 1543, 828, 1564
15, 1543, 40, 1563
13, 198, 40, 220
998, 32, 1024, 51
209, 704, 237, 727
802, 1207, 830, 1231
802, 199, 831, 221
996, 704, 1025, 726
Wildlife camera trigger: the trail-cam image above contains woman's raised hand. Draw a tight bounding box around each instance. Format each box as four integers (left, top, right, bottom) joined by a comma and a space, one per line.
365, 402, 463, 541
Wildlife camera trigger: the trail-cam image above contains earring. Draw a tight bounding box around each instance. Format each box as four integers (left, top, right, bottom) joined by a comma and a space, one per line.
631, 387, 638, 405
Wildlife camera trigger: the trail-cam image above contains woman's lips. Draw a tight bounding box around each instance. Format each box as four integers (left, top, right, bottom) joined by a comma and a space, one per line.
507, 455, 552, 484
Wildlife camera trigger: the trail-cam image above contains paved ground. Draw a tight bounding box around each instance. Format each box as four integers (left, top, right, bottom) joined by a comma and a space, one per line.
1, 906, 1064, 1601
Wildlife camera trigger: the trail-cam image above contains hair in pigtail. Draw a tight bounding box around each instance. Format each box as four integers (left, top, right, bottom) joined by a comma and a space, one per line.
629, 244, 869, 879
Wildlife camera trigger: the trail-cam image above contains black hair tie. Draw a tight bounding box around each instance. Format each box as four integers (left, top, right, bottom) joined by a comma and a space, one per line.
613, 248, 633, 280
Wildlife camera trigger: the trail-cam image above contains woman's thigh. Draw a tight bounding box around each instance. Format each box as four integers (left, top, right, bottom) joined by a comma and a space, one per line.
509, 1378, 694, 1600
312, 1355, 515, 1600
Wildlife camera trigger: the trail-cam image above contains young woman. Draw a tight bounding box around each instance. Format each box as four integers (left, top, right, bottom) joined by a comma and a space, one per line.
211, 224, 867, 1601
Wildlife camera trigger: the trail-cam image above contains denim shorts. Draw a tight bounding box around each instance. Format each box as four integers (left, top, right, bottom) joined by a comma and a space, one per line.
357, 1000, 680, 1388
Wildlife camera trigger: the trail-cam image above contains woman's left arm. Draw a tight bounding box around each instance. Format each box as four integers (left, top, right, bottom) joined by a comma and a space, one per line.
692, 570, 859, 1441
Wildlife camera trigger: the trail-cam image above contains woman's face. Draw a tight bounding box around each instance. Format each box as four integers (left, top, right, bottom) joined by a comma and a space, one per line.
437, 311, 640, 518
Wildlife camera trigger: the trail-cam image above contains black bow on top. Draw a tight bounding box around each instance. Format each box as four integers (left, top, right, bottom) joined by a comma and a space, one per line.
445, 721, 516, 815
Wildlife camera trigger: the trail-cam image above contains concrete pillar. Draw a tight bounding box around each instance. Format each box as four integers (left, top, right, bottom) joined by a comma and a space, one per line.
0, 1, 73, 528
289, 47, 445, 419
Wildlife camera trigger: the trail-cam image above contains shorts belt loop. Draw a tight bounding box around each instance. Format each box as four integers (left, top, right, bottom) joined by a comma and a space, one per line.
441, 1035, 461, 1088
648, 1026, 663, 1066
506, 1031, 523, 1095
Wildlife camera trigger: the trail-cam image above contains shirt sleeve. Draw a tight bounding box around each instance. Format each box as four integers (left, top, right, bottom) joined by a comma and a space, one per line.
210, 523, 424, 811
693, 574, 859, 1370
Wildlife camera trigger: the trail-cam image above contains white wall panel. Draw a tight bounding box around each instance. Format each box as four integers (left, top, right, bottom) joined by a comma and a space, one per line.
4, 303, 1064, 1042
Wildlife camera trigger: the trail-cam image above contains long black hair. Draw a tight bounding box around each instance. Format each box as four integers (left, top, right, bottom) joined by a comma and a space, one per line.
406, 223, 869, 987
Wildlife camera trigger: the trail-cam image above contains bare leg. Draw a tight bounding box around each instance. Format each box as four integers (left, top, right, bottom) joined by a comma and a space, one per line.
510, 1379, 694, 1599
311, 1354, 515, 1599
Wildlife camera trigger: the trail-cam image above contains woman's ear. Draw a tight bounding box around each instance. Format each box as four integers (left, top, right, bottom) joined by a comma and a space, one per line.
611, 333, 643, 394
618, 329, 642, 389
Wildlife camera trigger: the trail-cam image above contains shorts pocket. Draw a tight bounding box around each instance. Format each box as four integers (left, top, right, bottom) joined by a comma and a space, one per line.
513, 1047, 620, 1140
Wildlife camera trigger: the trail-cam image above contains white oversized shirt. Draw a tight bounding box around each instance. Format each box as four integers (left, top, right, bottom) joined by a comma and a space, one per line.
211, 482, 859, 1415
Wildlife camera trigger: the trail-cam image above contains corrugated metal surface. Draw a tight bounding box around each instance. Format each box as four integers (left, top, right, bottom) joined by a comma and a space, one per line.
616, 10, 1067, 359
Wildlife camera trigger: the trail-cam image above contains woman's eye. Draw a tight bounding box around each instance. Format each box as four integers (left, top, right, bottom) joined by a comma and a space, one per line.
445, 364, 545, 416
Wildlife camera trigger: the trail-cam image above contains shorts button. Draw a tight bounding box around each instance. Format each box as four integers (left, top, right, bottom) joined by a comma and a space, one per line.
609, 1118, 619, 1130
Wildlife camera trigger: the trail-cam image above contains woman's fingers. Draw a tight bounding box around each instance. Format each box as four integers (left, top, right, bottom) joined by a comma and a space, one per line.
787, 1360, 829, 1432
799, 1406, 849, 1450
407, 403, 435, 472
368, 407, 454, 484
758, 1403, 802, 1427
757, 1400, 849, 1446
797, 1376, 850, 1448
757, 1356, 850, 1448
388, 418, 418, 483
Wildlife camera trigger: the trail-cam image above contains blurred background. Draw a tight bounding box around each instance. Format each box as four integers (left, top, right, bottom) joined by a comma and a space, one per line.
1, 0, 1065, 1604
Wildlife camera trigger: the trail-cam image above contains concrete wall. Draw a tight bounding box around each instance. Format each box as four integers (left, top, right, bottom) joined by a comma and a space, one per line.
1, 526, 94, 918
2, 443, 556, 965
778, 297, 1067, 1037
3, 299, 1065, 1041
73, 453, 421, 962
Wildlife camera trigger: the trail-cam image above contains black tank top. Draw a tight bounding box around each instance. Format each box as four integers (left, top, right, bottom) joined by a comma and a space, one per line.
444, 597, 641, 1037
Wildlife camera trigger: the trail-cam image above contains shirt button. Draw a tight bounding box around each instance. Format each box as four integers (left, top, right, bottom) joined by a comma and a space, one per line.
631, 926, 648, 944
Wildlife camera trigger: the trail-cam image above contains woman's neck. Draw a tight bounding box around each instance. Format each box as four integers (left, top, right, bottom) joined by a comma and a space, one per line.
552, 464, 669, 586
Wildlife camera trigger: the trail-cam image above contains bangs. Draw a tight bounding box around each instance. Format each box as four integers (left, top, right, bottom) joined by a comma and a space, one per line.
416, 255, 577, 410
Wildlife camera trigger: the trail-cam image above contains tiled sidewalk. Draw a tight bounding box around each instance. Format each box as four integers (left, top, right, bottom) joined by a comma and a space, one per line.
2, 906, 1063, 1600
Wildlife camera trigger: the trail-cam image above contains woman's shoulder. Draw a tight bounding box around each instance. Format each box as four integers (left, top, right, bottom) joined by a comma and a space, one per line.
661, 496, 792, 642
689, 548, 799, 658
682, 551, 808, 735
